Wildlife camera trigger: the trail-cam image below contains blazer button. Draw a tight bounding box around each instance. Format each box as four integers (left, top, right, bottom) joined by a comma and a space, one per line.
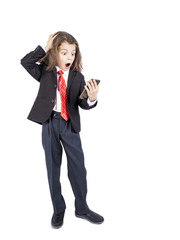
51, 99, 54, 103
54, 84, 57, 88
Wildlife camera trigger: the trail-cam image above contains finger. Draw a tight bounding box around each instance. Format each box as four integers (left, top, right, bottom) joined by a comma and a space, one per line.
93, 81, 98, 91
92, 79, 98, 88
48, 33, 56, 43
87, 81, 93, 92
89, 80, 98, 92
94, 80, 99, 91
88, 80, 95, 90
52, 32, 58, 37
84, 85, 90, 94
52, 32, 58, 40
48, 34, 54, 40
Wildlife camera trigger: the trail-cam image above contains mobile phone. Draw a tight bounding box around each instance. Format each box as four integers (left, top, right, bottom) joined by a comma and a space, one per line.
79, 79, 101, 99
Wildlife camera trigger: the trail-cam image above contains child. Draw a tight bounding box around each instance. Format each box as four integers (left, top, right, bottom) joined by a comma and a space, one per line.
21, 31, 104, 228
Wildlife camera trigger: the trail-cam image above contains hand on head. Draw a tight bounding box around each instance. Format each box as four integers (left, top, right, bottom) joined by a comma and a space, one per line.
45, 32, 58, 52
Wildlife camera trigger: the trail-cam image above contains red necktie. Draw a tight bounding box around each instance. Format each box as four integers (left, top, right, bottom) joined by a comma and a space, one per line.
58, 70, 69, 121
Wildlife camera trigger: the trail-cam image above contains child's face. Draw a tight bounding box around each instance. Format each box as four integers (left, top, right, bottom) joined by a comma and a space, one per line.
57, 41, 76, 71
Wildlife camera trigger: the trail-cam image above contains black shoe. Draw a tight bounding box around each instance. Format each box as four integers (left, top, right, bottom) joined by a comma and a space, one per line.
51, 212, 65, 228
75, 210, 104, 224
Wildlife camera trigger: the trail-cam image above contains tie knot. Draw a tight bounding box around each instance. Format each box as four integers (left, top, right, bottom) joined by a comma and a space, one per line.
58, 70, 64, 75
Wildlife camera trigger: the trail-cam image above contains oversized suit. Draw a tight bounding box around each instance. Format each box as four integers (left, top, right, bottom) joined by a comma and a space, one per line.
21, 46, 97, 214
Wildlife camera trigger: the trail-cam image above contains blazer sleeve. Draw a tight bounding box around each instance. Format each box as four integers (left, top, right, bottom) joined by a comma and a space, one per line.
78, 75, 97, 110
20, 45, 46, 82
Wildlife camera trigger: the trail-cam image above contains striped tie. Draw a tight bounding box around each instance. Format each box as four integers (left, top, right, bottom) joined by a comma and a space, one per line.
58, 70, 69, 121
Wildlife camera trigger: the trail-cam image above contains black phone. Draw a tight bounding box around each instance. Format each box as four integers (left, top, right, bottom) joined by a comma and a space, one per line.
79, 79, 101, 99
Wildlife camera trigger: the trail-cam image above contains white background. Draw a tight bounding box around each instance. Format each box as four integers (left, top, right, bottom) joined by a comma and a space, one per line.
0, 0, 180, 239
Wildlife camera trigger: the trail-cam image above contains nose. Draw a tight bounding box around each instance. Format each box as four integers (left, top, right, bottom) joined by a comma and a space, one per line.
67, 53, 72, 60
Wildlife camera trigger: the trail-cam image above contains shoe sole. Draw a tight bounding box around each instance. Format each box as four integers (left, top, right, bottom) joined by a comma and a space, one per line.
75, 214, 104, 224
51, 221, 63, 229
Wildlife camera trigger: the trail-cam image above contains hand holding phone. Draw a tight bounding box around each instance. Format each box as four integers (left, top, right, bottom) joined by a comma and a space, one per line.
79, 79, 100, 99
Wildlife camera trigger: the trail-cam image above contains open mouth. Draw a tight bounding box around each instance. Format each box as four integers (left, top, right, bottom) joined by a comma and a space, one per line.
65, 63, 71, 68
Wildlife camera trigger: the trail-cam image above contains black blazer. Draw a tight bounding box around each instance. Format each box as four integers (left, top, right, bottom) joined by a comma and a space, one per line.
21, 45, 97, 133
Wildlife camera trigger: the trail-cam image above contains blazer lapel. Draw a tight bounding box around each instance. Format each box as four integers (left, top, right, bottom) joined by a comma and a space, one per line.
67, 70, 75, 95
52, 67, 58, 84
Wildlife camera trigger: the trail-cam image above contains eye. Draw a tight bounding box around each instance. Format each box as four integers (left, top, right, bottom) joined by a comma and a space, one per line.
61, 51, 66, 56
72, 53, 76, 56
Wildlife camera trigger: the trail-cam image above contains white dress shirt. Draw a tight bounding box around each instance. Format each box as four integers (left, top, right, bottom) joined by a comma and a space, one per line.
53, 66, 96, 112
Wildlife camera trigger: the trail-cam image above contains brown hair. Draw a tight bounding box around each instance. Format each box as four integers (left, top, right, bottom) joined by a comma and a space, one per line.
40, 31, 83, 72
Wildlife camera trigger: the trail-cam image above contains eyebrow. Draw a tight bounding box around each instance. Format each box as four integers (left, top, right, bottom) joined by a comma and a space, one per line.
61, 49, 76, 52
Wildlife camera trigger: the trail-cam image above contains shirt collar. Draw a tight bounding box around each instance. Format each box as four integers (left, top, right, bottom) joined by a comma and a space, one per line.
56, 66, 69, 78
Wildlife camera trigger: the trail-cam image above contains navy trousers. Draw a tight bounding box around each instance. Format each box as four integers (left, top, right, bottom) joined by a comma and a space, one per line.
42, 111, 89, 215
